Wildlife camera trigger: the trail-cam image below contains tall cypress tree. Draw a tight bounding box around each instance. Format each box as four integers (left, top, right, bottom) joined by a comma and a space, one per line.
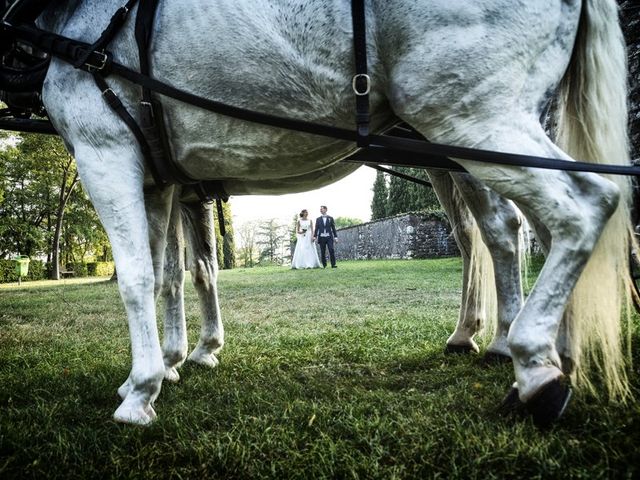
213, 200, 235, 269
370, 170, 388, 220
407, 169, 440, 212
221, 201, 235, 269
386, 167, 412, 216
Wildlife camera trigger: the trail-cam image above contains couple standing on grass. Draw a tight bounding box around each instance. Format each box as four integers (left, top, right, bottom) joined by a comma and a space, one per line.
291, 206, 338, 269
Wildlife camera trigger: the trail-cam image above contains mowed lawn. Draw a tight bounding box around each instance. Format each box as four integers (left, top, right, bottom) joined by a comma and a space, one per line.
0, 258, 639, 479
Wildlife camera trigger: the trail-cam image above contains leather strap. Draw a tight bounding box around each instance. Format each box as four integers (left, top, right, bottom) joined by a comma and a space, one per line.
351, 0, 370, 147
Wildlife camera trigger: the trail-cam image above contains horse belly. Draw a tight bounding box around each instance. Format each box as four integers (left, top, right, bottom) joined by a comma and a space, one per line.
150, 0, 390, 180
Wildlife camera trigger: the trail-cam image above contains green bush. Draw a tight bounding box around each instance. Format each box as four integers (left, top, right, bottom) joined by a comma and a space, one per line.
0, 259, 47, 283
66, 262, 88, 277
26, 260, 46, 281
86, 261, 114, 277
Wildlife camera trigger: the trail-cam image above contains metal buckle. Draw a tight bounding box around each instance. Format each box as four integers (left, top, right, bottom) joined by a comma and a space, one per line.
85, 51, 108, 72
352, 73, 371, 96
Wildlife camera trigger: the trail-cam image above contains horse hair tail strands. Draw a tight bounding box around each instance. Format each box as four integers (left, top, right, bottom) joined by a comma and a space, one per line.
555, 0, 634, 401
470, 224, 497, 344
451, 184, 498, 344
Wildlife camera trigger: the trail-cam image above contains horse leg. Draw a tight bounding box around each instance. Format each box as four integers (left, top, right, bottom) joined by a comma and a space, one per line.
450, 173, 523, 360
432, 171, 522, 359
65, 143, 167, 425
159, 189, 189, 382
181, 200, 224, 367
115, 186, 175, 406
449, 130, 620, 408
429, 171, 484, 354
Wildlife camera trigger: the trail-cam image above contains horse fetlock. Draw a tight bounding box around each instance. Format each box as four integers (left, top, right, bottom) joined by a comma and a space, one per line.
117, 377, 132, 400
486, 336, 511, 358
163, 345, 188, 369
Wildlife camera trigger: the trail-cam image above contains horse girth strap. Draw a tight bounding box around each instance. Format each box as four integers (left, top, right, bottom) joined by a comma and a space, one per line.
4, 4, 640, 178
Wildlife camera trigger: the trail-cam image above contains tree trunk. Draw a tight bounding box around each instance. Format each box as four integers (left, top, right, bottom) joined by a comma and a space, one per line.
50, 165, 78, 280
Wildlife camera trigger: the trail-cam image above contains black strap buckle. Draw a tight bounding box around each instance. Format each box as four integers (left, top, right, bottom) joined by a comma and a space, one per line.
85, 50, 108, 72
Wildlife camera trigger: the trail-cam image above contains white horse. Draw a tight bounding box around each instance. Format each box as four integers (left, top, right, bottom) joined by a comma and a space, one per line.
35, 0, 631, 426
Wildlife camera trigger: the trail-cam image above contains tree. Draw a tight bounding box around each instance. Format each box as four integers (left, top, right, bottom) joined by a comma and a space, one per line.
386, 167, 412, 216
237, 220, 258, 268
334, 216, 363, 229
0, 132, 109, 277
256, 218, 288, 265
406, 169, 441, 212
0, 133, 79, 269
212, 200, 236, 270
370, 170, 388, 220
221, 201, 235, 269
620, 1, 639, 163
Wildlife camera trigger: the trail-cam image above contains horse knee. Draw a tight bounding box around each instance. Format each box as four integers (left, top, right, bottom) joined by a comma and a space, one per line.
478, 206, 522, 259
117, 266, 155, 308
161, 266, 185, 300
190, 259, 217, 292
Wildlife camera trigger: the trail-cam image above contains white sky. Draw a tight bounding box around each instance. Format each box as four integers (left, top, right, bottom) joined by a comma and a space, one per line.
230, 165, 376, 228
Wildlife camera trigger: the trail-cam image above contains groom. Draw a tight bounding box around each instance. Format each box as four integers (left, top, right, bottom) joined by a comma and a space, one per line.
313, 205, 338, 268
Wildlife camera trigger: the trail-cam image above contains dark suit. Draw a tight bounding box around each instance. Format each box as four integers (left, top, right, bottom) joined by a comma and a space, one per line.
314, 215, 337, 267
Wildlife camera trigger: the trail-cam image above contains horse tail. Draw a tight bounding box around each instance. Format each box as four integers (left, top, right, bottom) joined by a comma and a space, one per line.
447, 184, 498, 344
469, 225, 497, 344
555, 0, 633, 400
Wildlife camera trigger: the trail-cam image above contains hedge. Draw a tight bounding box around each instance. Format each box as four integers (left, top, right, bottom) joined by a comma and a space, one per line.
0, 260, 115, 283
0, 259, 47, 283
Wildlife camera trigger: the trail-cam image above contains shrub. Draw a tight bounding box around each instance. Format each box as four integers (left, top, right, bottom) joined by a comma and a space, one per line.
26, 260, 46, 281
87, 261, 114, 277
0, 259, 47, 283
66, 262, 88, 277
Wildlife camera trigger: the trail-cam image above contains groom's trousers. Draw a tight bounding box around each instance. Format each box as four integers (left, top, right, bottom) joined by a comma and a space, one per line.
318, 237, 336, 267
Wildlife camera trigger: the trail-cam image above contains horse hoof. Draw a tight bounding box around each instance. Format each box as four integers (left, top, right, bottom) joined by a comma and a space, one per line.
524, 377, 572, 429
188, 350, 220, 368
113, 403, 155, 426
444, 343, 477, 355
498, 387, 525, 416
164, 367, 180, 383
482, 352, 512, 365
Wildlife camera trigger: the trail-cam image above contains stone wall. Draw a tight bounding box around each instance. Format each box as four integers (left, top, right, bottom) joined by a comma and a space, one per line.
336, 212, 459, 261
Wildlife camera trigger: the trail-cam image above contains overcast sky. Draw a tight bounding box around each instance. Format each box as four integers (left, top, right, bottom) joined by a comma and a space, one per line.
230, 165, 377, 229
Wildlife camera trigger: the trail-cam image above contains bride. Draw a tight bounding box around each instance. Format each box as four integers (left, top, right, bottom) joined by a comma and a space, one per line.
291, 209, 322, 269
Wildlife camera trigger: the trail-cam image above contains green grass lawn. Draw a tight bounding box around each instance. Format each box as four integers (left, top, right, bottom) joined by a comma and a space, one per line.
0, 258, 639, 479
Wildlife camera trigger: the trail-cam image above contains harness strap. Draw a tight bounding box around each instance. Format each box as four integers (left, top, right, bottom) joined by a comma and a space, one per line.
92, 73, 165, 187
135, 0, 157, 104
133, 0, 197, 186
351, 0, 370, 147
365, 164, 433, 188
215, 198, 226, 237
72, 0, 138, 69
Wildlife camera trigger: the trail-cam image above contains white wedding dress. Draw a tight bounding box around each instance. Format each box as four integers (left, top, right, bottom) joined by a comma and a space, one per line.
291, 219, 322, 269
